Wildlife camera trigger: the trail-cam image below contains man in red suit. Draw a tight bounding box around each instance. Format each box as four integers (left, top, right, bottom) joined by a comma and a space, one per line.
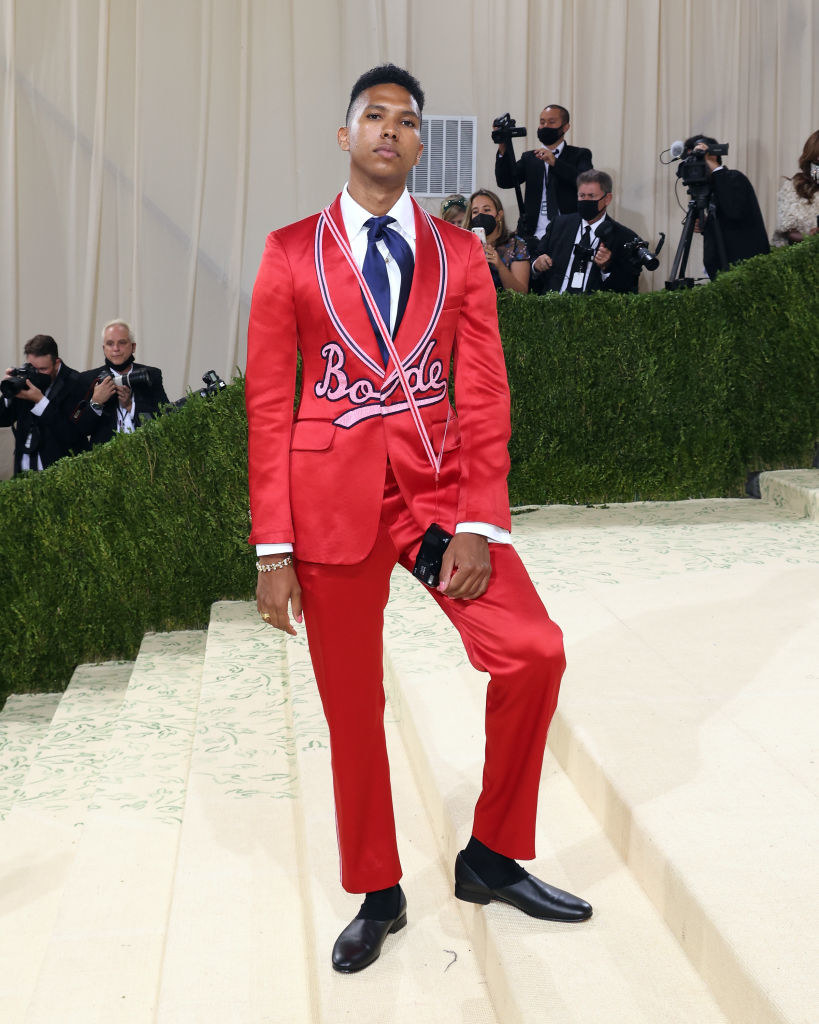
247, 64, 591, 974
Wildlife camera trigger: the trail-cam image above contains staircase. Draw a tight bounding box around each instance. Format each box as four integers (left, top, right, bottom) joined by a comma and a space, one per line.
2, 480, 818, 1023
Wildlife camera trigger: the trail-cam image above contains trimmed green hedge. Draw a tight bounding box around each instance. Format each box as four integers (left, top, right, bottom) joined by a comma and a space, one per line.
502, 237, 819, 503
1, 238, 817, 703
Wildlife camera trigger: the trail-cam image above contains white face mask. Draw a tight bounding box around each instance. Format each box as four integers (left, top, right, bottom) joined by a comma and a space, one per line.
811, 163, 819, 183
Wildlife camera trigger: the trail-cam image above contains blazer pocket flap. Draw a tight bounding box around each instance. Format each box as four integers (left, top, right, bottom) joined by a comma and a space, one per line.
290, 419, 336, 452
431, 417, 461, 452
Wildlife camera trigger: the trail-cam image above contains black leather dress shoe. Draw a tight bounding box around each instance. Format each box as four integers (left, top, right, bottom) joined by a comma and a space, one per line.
454, 853, 592, 922
331, 891, 408, 973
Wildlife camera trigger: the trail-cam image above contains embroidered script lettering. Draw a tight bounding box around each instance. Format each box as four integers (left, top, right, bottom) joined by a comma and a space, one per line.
314, 339, 446, 429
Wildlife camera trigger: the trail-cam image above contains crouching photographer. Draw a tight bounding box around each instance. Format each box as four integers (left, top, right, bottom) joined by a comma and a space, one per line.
0, 334, 89, 475
77, 319, 169, 446
531, 170, 659, 295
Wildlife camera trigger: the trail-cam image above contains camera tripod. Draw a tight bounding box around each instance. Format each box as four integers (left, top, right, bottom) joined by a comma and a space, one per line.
665, 186, 728, 290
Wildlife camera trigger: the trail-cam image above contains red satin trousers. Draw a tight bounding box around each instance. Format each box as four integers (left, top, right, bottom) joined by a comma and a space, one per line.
297, 472, 566, 893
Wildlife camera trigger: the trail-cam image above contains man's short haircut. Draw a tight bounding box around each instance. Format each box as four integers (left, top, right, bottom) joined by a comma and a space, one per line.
544, 104, 570, 125
346, 64, 425, 124
684, 134, 723, 165
101, 318, 135, 345
577, 169, 613, 194
23, 334, 59, 361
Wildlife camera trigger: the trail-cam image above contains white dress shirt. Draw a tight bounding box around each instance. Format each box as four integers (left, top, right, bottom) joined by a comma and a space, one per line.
534, 141, 565, 239
256, 186, 510, 554
559, 213, 612, 293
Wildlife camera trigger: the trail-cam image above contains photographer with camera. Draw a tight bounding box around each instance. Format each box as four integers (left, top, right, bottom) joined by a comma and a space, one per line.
530, 170, 646, 295
0, 334, 89, 475
77, 319, 169, 446
682, 135, 769, 279
495, 105, 593, 243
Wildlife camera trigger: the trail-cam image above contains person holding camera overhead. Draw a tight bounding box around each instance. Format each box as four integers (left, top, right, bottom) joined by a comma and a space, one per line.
467, 188, 531, 293
495, 104, 593, 243
0, 334, 88, 475
682, 135, 769, 278
77, 319, 169, 446
531, 170, 643, 295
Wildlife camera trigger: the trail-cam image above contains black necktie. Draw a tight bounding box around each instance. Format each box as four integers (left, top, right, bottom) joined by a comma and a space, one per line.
361, 215, 415, 365
566, 225, 592, 294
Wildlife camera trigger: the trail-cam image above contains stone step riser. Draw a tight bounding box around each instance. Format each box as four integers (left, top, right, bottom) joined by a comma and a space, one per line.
25, 632, 206, 1024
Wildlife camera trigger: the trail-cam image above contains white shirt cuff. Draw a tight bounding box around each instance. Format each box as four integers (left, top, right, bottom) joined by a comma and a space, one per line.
456, 522, 511, 544
31, 396, 50, 416
256, 543, 294, 556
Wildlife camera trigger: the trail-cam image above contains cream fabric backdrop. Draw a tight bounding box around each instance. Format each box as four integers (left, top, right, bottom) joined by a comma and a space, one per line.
0, 0, 817, 445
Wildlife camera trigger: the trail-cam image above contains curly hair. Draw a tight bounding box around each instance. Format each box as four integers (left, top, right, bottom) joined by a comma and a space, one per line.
792, 129, 819, 202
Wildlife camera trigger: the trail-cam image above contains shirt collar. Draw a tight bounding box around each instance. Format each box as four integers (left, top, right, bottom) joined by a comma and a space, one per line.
341, 184, 416, 242
581, 212, 609, 235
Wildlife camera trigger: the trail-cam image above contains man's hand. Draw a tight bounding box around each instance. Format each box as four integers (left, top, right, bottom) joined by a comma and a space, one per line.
534, 147, 556, 166
17, 381, 44, 403
533, 253, 553, 273
115, 383, 133, 410
593, 243, 612, 269
257, 558, 303, 636
93, 377, 116, 404
438, 533, 491, 600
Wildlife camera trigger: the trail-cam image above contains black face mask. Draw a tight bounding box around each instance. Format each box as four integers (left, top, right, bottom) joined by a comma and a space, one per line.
28, 369, 53, 393
537, 125, 565, 147
470, 213, 497, 235
105, 353, 136, 372
577, 198, 604, 222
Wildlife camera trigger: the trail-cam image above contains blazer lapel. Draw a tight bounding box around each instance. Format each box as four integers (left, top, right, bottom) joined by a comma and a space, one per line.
318, 195, 385, 378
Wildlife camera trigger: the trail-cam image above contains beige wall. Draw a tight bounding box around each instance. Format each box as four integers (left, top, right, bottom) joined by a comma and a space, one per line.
0, 0, 816, 414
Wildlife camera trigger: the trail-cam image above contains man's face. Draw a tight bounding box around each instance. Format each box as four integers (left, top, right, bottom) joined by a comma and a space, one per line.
539, 107, 568, 133
27, 354, 59, 381
338, 83, 423, 186
103, 325, 135, 365
577, 183, 612, 221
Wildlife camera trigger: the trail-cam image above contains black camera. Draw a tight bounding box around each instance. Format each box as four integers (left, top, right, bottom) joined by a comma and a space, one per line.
676, 141, 729, 187
621, 235, 664, 270
596, 219, 665, 272
492, 113, 527, 145
574, 241, 597, 264
200, 369, 226, 397
0, 363, 51, 399
96, 365, 152, 389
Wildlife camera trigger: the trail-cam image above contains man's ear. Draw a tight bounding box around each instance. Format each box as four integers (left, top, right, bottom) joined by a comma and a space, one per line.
338, 125, 350, 152
415, 141, 424, 166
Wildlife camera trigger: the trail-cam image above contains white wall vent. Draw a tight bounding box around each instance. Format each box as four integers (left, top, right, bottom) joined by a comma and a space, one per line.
407, 115, 476, 198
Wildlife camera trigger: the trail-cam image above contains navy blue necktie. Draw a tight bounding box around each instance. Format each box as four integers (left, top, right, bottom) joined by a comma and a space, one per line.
361, 215, 415, 365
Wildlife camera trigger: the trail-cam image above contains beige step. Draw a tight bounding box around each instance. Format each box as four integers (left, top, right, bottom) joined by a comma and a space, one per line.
760, 467, 819, 521
155, 602, 312, 1024
0, 662, 133, 1024
25, 631, 206, 1024
511, 499, 819, 1024
0, 692, 61, 820
382, 566, 729, 1024
283, 621, 500, 1023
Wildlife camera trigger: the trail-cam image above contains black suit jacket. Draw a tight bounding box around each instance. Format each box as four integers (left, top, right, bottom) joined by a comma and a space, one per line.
0, 362, 89, 475
495, 144, 594, 238
531, 213, 642, 295
76, 362, 170, 446
703, 168, 770, 278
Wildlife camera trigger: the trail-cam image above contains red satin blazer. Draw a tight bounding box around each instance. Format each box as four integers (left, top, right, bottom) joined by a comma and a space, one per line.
246, 194, 512, 565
